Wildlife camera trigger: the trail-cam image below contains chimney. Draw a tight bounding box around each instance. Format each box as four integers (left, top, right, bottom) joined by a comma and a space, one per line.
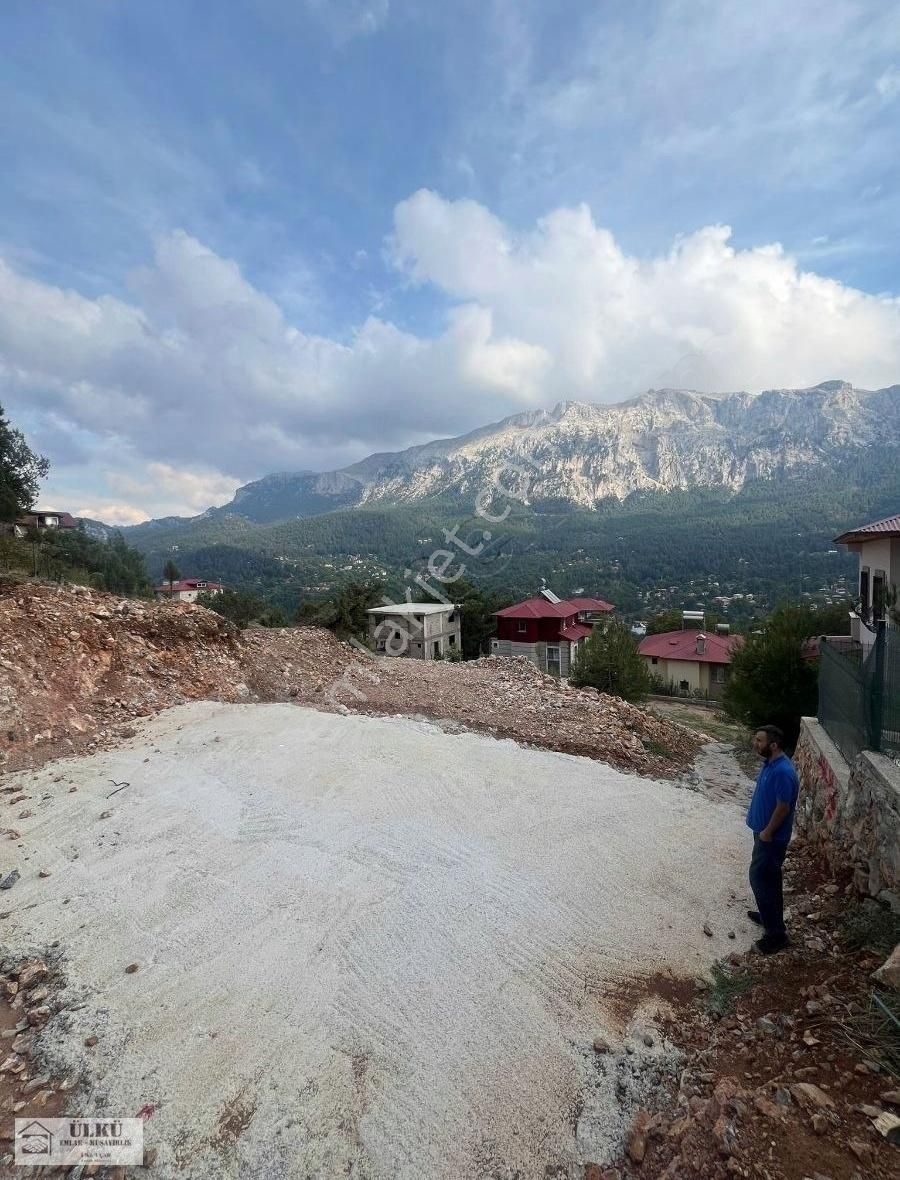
715, 622, 730, 635
696, 632, 706, 655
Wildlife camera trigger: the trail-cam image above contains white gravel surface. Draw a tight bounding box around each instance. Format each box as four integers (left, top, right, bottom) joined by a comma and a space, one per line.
3, 702, 755, 1178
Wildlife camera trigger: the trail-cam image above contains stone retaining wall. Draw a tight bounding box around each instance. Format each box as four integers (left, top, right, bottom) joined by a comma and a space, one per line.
795, 717, 900, 910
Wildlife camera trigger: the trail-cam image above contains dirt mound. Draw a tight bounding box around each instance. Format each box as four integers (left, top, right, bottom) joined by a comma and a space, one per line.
0, 581, 700, 776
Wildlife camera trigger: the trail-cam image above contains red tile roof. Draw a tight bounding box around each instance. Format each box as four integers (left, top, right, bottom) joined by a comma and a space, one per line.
566, 596, 615, 613
496, 596, 575, 619
639, 630, 743, 665
156, 579, 223, 593
496, 594, 614, 619
834, 513, 900, 543
560, 622, 592, 642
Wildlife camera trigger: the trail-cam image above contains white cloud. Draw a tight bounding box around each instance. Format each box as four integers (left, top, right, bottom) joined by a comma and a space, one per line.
74, 502, 151, 526
876, 66, 900, 100
4, 194, 900, 518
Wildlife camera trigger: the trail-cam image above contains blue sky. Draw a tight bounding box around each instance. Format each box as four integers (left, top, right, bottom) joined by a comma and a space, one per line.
3, 0, 900, 521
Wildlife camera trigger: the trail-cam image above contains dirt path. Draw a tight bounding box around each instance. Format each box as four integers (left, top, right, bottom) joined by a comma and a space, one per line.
1, 702, 755, 1179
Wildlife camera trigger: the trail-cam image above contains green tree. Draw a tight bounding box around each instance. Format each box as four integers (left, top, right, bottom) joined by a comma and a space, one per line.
0, 403, 49, 522
808, 600, 852, 636
723, 604, 820, 749
163, 559, 180, 591
196, 588, 265, 628
295, 580, 384, 640
645, 608, 684, 635
569, 620, 652, 702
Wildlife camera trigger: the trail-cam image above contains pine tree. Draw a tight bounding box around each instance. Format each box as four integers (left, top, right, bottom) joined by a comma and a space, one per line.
569, 621, 652, 702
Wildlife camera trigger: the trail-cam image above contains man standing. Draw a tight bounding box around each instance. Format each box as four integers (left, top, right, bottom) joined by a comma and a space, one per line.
746, 725, 800, 954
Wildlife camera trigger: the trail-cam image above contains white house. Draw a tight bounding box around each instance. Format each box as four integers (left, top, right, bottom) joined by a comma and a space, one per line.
367, 602, 461, 659
834, 512, 900, 642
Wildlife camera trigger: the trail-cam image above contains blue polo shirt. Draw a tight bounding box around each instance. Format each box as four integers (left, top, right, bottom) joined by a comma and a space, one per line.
746, 753, 799, 843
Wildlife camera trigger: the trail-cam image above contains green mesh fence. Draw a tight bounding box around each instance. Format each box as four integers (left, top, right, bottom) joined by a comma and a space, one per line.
818, 625, 900, 761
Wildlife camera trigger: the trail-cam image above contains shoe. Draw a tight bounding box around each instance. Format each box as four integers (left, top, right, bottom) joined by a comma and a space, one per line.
747, 910, 763, 926
754, 933, 790, 955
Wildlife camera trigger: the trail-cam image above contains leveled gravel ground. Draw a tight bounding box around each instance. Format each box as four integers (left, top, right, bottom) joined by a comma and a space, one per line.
2, 702, 753, 1179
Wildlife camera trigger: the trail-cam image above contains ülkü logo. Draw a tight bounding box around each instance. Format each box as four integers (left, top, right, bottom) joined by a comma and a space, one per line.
17, 1120, 53, 1155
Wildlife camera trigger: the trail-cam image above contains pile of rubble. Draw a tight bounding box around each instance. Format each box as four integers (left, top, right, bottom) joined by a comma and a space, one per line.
334, 652, 702, 775
601, 842, 900, 1180
0, 581, 701, 777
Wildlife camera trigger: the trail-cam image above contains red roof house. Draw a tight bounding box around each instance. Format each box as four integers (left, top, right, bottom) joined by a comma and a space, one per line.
491, 589, 614, 677
155, 578, 224, 602
639, 628, 743, 699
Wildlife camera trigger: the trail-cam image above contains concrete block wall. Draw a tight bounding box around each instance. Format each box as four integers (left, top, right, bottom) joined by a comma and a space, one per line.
795, 717, 900, 909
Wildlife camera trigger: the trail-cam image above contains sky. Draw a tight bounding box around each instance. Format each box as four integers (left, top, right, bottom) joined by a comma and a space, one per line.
3, 0, 900, 523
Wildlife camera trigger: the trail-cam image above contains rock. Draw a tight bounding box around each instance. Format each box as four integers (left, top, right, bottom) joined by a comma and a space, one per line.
857, 1103, 883, 1117
755, 1017, 777, 1036
0, 870, 20, 891
712, 1114, 736, 1155
790, 1083, 835, 1112
872, 943, 900, 990
882, 1089, 900, 1106
17, 960, 48, 990
727, 930, 736, 939
848, 1139, 872, 1163
592, 1035, 610, 1053
10, 1032, 32, 1054
99, 810, 113, 820
124, 963, 139, 974
84, 1035, 99, 1047
773, 1087, 792, 1107
823, 883, 839, 895
754, 1095, 784, 1119
27, 1006, 51, 1026
703, 922, 713, 937
37, 870, 51, 878
811, 1113, 828, 1134
873, 1111, 900, 1144
643, 1032, 654, 1048
627, 1110, 651, 1163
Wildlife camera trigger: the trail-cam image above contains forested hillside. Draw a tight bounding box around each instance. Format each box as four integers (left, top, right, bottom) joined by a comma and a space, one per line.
122, 451, 900, 620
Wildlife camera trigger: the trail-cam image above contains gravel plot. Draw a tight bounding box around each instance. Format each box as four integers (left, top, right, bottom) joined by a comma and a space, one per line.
2, 702, 753, 1178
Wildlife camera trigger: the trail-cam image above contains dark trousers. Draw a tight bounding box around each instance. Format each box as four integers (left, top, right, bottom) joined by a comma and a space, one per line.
749, 835, 788, 937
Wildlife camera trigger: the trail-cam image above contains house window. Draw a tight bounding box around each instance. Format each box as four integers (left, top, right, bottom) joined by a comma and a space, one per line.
873, 571, 887, 621
713, 665, 726, 683
679, 680, 689, 692
448, 634, 455, 646
547, 644, 561, 676
517, 620, 527, 633
859, 567, 870, 617
651, 656, 658, 666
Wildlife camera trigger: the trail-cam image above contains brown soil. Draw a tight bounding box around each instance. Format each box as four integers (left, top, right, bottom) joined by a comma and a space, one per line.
0, 580, 701, 779
594, 841, 900, 1180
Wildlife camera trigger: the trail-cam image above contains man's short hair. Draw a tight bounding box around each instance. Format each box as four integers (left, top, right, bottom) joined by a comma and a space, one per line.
757, 724, 785, 748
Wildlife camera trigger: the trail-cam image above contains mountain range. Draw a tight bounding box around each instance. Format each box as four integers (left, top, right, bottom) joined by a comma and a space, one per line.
99, 380, 900, 616
120, 379, 899, 531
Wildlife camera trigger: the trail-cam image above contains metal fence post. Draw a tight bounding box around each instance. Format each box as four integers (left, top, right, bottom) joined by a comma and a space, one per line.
870, 621, 886, 753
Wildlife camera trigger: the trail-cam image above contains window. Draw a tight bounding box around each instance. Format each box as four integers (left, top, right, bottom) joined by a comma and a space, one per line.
517, 620, 527, 633
860, 567, 870, 618
547, 644, 561, 676
873, 571, 887, 621
713, 665, 726, 683
448, 634, 455, 646
679, 680, 690, 692
651, 656, 658, 666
